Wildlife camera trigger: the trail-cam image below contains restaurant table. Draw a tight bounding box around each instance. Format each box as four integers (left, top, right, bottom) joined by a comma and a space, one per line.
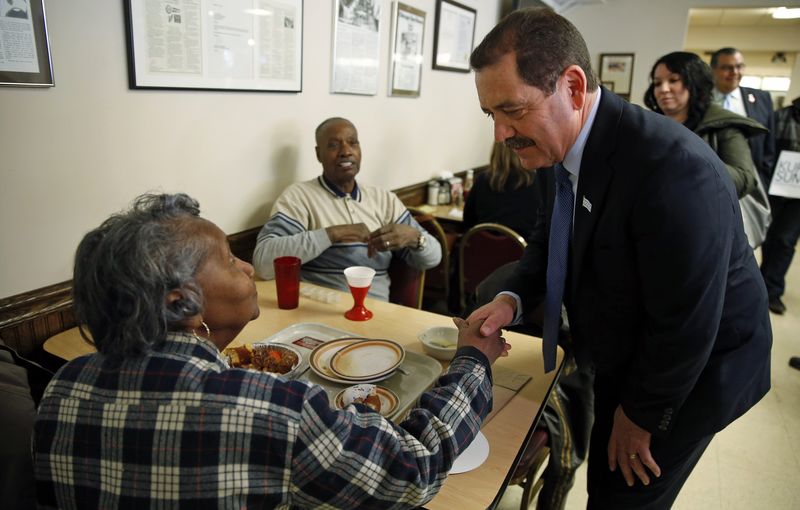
44, 280, 563, 510
414, 203, 465, 226
431, 204, 464, 224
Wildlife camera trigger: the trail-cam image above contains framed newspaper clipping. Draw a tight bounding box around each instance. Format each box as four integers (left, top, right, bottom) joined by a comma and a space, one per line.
432, 0, 475, 73
389, 2, 425, 97
124, 0, 303, 92
331, 0, 382, 95
0, 0, 54, 87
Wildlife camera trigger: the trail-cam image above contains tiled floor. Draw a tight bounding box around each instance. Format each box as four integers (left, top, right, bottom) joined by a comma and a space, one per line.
497, 249, 800, 510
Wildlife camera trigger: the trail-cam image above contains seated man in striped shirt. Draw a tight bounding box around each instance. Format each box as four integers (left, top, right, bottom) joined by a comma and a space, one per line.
253, 117, 441, 300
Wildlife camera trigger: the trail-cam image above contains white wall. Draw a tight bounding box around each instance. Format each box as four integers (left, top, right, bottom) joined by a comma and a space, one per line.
0, 0, 502, 298
563, 0, 800, 107
3, 0, 797, 298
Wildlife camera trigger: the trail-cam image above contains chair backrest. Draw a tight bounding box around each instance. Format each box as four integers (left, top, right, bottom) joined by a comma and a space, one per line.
459, 223, 527, 311
388, 256, 426, 309
408, 208, 451, 300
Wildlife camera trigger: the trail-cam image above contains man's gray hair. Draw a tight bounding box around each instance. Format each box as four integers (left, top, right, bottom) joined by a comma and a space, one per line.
73, 193, 208, 363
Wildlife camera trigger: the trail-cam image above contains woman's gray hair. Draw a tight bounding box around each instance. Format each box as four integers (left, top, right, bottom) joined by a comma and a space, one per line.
73, 193, 209, 362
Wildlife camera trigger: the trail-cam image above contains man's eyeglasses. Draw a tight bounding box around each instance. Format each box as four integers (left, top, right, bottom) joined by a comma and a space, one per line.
716, 64, 745, 73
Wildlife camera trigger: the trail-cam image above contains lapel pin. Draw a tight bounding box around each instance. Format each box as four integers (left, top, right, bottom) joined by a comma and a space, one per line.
748, 93, 755, 103
582, 196, 592, 212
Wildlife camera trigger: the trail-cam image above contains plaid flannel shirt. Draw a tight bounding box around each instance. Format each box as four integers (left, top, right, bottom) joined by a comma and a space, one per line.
34, 333, 493, 509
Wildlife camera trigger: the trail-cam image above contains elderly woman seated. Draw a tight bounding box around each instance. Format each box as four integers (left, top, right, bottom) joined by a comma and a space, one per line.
33, 193, 509, 509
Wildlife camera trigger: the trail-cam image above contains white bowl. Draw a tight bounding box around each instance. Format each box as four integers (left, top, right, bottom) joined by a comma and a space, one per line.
418, 326, 459, 361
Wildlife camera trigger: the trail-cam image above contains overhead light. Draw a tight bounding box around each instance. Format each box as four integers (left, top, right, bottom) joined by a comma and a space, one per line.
772, 52, 787, 64
772, 7, 800, 19
244, 9, 273, 16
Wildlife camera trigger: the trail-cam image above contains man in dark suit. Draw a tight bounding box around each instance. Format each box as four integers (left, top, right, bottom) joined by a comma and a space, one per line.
711, 48, 788, 313
468, 8, 772, 508
710, 47, 776, 190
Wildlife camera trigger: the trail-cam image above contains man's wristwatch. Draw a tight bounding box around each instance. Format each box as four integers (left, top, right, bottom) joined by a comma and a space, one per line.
414, 233, 427, 251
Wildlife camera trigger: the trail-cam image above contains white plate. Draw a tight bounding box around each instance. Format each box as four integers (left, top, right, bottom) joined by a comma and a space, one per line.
450, 431, 490, 474
309, 338, 397, 384
334, 385, 399, 417
329, 339, 404, 381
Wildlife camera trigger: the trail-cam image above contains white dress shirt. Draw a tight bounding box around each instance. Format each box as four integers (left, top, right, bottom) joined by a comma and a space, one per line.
713, 87, 747, 117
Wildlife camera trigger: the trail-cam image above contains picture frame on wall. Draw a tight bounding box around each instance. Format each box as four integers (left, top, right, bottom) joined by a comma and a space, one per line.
389, 2, 425, 97
124, 0, 303, 92
432, 0, 475, 73
331, 0, 382, 95
0, 0, 54, 87
599, 53, 634, 100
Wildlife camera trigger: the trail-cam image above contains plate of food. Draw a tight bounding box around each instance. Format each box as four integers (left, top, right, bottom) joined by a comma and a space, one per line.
334, 384, 399, 417
309, 337, 399, 384
223, 342, 302, 378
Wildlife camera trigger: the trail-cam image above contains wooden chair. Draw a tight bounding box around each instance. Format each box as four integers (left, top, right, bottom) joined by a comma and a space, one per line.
408, 209, 457, 312
387, 256, 426, 309
507, 428, 550, 509
458, 223, 527, 312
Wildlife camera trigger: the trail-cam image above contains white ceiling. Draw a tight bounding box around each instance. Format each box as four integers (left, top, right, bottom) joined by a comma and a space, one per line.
689, 7, 800, 27
539, 2, 800, 27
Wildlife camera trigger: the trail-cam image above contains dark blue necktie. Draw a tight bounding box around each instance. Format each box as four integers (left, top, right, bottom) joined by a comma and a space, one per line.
543, 164, 574, 373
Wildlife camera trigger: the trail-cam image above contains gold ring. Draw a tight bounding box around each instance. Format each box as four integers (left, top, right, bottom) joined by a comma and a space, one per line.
629, 453, 638, 460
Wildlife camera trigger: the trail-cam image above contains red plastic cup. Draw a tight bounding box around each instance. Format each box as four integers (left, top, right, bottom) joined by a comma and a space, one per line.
273, 256, 301, 309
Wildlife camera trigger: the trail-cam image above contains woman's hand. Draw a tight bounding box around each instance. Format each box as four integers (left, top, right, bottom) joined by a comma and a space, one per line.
452, 317, 510, 365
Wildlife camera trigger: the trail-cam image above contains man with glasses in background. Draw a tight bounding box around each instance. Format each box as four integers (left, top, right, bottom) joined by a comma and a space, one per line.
711, 47, 776, 192
711, 48, 783, 313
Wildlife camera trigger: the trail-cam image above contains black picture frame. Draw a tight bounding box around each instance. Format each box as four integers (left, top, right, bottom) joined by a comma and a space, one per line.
124, 0, 304, 92
432, 0, 475, 73
599, 53, 634, 100
0, 0, 54, 87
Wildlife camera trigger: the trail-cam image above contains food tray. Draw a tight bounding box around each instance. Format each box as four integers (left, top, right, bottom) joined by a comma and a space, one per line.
255, 322, 443, 420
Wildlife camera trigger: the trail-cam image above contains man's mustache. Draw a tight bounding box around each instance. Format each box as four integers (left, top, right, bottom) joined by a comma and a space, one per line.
504, 137, 534, 150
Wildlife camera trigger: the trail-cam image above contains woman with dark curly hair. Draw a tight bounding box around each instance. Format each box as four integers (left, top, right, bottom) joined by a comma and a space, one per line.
644, 51, 765, 198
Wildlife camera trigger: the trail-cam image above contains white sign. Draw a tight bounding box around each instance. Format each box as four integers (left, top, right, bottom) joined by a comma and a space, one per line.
768, 150, 800, 199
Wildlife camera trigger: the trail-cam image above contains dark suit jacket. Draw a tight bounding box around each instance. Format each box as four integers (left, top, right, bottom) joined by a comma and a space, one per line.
739, 86, 776, 187
508, 89, 771, 443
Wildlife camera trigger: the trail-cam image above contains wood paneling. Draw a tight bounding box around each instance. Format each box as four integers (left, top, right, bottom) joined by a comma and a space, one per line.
228, 226, 261, 264
0, 281, 74, 355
